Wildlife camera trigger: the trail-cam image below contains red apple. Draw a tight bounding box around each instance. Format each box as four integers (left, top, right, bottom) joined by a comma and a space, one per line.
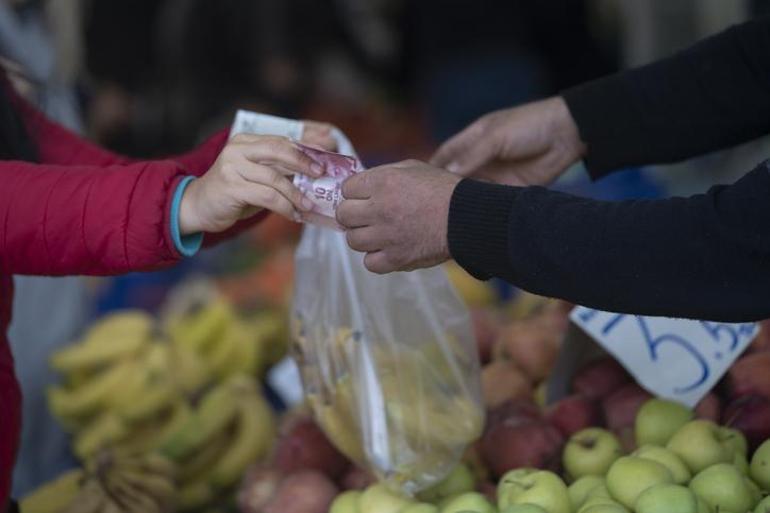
729, 352, 770, 398
601, 382, 652, 432
480, 416, 564, 477
486, 399, 542, 429
494, 320, 560, 381
472, 308, 501, 364
571, 357, 630, 400
545, 394, 601, 437
481, 360, 533, 408
273, 417, 350, 479
339, 466, 376, 490
478, 481, 497, 503
263, 470, 339, 513
748, 320, 770, 353
694, 392, 721, 422
722, 394, 770, 452
238, 466, 284, 513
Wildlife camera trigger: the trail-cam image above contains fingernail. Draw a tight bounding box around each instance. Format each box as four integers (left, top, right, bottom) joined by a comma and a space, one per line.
293, 212, 303, 223
311, 162, 322, 175
301, 197, 314, 210
447, 162, 460, 173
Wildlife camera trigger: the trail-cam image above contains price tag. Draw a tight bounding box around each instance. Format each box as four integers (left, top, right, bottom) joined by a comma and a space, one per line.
570, 307, 758, 407
266, 356, 305, 407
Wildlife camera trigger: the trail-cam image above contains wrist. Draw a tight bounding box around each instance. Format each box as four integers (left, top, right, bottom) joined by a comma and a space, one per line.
179, 178, 204, 235
549, 96, 587, 161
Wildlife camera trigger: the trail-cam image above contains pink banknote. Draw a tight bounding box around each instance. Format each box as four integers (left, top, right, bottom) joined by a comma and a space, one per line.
293, 143, 363, 229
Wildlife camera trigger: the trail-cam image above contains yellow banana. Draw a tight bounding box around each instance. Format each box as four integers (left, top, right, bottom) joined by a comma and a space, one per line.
208, 386, 276, 489
117, 381, 175, 423
118, 400, 191, 454
168, 339, 211, 394
57, 479, 106, 513
166, 298, 235, 354
251, 310, 288, 371
160, 383, 238, 461
19, 468, 83, 513
48, 360, 136, 423
206, 323, 242, 379
177, 480, 215, 512
118, 452, 177, 483
177, 430, 231, 484
119, 469, 176, 511
105, 472, 162, 513
74, 413, 129, 460
228, 323, 261, 377
50, 335, 147, 376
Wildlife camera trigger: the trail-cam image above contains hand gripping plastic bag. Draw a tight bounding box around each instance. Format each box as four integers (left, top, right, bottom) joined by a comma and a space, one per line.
291, 131, 484, 494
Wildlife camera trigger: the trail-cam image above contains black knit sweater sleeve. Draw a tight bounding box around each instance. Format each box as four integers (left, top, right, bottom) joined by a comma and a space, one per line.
448, 163, 770, 322
562, 17, 770, 178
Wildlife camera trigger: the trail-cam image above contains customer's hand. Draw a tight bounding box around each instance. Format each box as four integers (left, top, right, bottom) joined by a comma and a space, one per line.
336, 160, 461, 274
179, 134, 321, 234
301, 121, 338, 151
431, 96, 586, 186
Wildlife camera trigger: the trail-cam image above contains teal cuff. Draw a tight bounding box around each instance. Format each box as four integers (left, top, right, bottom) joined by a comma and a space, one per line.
171, 176, 204, 257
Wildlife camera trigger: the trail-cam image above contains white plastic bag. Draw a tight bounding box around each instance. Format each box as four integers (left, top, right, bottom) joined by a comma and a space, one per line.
291, 133, 484, 494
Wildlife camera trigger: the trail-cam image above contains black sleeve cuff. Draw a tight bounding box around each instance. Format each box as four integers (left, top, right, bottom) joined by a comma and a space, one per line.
561, 74, 639, 181
448, 178, 518, 281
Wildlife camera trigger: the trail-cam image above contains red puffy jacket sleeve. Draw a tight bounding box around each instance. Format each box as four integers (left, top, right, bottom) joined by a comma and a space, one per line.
0, 159, 187, 275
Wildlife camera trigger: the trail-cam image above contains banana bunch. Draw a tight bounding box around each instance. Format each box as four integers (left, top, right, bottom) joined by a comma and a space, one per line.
160, 375, 276, 511
20, 451, 176, 513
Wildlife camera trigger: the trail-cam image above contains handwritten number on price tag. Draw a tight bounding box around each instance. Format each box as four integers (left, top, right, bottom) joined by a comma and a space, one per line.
571, 307, 758, 406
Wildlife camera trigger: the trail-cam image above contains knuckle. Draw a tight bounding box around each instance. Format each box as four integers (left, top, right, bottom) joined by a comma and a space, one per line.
260, 188, 279, 205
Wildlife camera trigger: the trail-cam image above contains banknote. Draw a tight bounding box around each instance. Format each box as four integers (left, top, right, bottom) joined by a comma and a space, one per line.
293, 143, 363, 229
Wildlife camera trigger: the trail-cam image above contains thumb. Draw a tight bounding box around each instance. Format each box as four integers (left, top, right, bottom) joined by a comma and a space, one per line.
430, 124, 495, 176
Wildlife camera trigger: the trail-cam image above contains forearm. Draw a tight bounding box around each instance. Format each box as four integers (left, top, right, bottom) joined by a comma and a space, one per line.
448, 164, 770, 322
563, 18, 770, 178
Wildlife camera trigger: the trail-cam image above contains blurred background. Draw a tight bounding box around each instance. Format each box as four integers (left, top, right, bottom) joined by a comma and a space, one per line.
7, 0, 770, 499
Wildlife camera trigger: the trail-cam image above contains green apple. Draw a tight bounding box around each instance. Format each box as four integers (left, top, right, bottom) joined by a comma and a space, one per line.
580, 504, 629, 513
440, 492, 495, 513
605, 456, 673, 509
745, 476, 762, 505
633, 445, 692, 484
635, 399, 693, 447
750, 439, 770, 490
689, 463, 754, 513
720, 427, 748, 458
568, 476, 605, 510
331, 491, 363, 513
419, 464, 475, 503
402, 503, 439, 513
359, 484, 413, 513
577, 494, 628, 513
500, 505, 548, 513
734, 452, 750, 475
634, 484, 698, 513
563, 428, 622, 480
696, 497, 711, 513
754, 495, 770, 513
585, 483, 612, 500
497, 469, 570, 513
666, 420, 731, 474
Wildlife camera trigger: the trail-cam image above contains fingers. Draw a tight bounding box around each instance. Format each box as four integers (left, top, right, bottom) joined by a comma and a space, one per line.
430, 121, 493, 175
238, 161, 313, 214
345, 227, 382, 253
302, 121, 337, 151
230, 133, 321, 177
341, 172, 373, 200
363, 251, 393, 274
336, 199, 374, 228
239, 183, 299, 222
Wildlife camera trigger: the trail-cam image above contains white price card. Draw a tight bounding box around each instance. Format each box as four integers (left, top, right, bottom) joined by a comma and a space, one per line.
266, 356, 305, 407
570, 307, 758, 407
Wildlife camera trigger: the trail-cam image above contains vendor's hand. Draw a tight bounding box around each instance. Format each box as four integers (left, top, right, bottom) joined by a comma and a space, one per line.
179, 134, 321, 234
430, 96, 586, 186
301, 121, 337, 152
337, 160, 461, 274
